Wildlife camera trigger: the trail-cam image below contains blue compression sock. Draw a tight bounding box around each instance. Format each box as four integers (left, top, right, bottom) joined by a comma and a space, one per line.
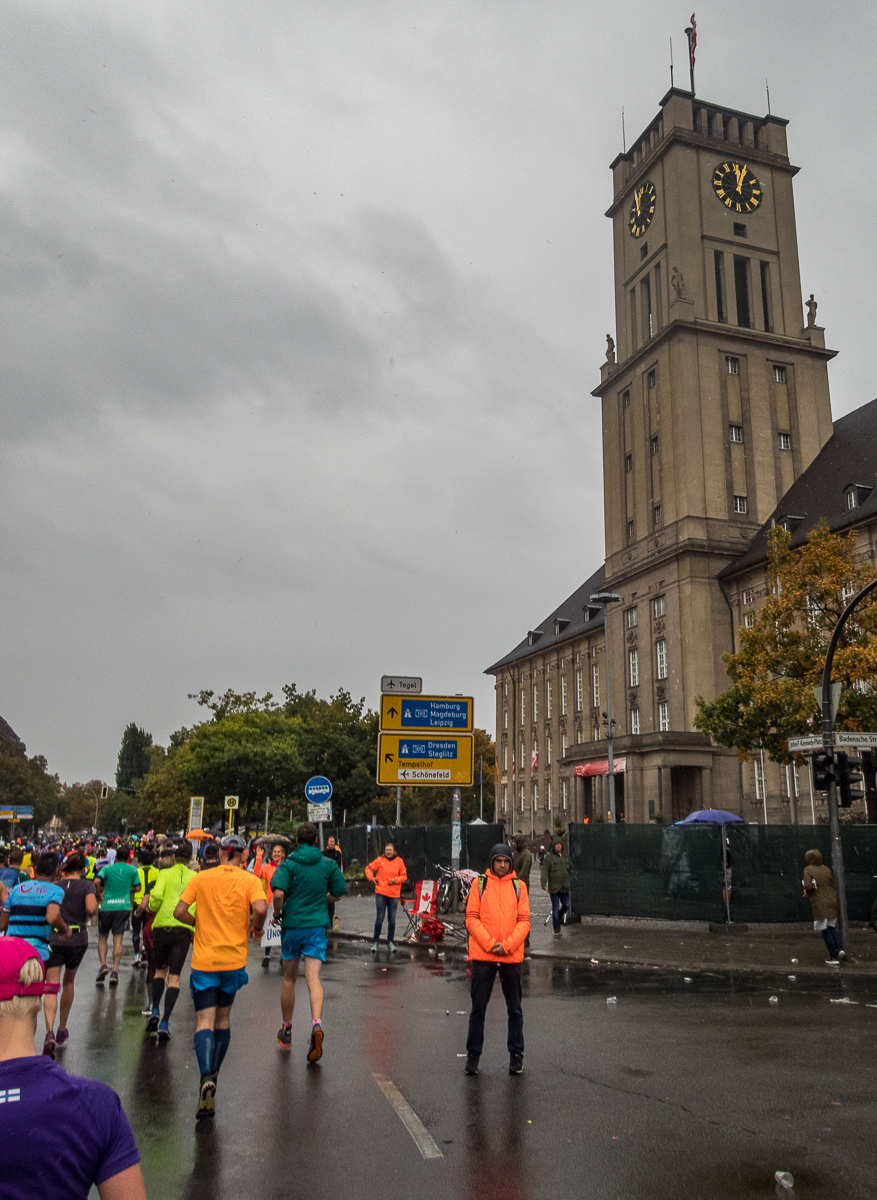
194, 1030, 215, 1076
211, 1028, 231, 1075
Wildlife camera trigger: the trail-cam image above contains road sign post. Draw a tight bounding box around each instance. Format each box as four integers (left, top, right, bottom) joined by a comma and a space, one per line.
189, 796, 205, 832
224, 795, 239, 836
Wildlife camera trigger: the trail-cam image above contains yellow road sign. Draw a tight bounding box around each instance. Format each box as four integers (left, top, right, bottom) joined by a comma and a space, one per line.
377, 733, 474, 786
380, 694, 474, 733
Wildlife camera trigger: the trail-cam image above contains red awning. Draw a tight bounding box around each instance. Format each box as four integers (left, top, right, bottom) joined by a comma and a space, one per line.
574, 758, 626, 777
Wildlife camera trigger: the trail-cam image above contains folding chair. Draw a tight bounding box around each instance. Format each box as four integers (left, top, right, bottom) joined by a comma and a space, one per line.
402, 879, 438, 941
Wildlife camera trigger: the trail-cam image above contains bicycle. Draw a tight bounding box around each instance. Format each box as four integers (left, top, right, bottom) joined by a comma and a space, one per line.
434, 863, 474, 914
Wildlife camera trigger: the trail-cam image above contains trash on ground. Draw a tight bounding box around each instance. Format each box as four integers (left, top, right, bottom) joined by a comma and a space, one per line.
788, 976, 797, 982
590, 958, 599, 964
456, 1053, 466, 1057
775, 1169, 794, 1189
606, 996, 617, 1005
769, 996, 779, 1004
791, 958, 798, 964
829, 997, 858, 1004
456, 1010, 465, 1014
683, 977, 692, 983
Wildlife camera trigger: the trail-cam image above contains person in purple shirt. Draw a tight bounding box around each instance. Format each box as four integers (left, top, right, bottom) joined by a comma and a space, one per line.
0, 937, 146, 1200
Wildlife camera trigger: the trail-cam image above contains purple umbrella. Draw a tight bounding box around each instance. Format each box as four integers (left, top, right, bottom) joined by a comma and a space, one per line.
680, 808, 744, 824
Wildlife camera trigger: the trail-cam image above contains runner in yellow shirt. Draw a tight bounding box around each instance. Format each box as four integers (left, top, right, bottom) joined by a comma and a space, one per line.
173, 835, 266, 1120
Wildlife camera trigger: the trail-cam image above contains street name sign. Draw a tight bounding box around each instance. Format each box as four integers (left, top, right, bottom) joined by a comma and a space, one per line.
381, 676, 422, 694
787, 736, 823, 752
380, 694, 474, 733
835, 731, 877, 748
307, 802, 334, 823
377, 733, 474, 785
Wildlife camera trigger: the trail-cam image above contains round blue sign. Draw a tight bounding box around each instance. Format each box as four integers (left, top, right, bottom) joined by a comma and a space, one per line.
304, 775, 333, 802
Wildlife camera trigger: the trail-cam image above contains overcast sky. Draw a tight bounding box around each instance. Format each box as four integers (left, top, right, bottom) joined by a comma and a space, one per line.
1, 1, 874, 786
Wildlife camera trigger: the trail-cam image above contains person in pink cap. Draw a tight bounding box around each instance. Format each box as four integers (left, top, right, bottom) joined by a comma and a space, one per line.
0, 937, 145, 1200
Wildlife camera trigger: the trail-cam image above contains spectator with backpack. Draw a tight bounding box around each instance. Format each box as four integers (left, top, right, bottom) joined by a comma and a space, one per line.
463, 844, 530, 1077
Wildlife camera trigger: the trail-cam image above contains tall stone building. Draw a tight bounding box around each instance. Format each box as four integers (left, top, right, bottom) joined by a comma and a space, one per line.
486, 86, 858, 830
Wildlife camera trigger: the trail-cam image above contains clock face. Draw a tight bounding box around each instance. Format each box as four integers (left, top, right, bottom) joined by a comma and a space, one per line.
712, 161, 762, 214
628, 181, 656, 237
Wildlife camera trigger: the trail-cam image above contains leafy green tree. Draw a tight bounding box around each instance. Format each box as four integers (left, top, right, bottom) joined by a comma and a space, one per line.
56, 780, 105, 833
116, 723, 154, 791
0, 741, 60, 830
695, 523, 877, 764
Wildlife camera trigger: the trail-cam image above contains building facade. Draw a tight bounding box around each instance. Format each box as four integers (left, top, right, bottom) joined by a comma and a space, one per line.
486, 86, 872, 829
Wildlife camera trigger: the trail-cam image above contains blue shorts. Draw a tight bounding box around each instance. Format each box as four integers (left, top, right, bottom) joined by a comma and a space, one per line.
189, 967, 249, 1010
281, 928, 327, 962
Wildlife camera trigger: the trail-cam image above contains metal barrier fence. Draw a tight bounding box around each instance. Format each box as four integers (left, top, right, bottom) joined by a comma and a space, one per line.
568, 823, 877, 923
326, 824, 505, 883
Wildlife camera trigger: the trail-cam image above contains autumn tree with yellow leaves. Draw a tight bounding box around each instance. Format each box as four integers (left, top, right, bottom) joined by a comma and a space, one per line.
695, 523, 877, 764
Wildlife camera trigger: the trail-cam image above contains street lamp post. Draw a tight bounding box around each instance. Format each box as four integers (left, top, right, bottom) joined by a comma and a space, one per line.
590, 592, 622, 822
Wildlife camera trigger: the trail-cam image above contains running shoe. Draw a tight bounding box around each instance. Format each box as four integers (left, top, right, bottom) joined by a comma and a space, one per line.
157, 1021, 171, 1041
261, 956, 270, 970
108, 970, 119, 987
55, 1029, 69, 1047
509, 1055, 524, 1075
141, 1006, 154, 1017
277, 1023, 292, 1050
826, 959, 840, 965
389, 942, 397, 954
369, 943, 378, 953
145, 1012, 160, 1034
132, 954, 142, 967
838, 949, 847, 961
42, 1032, 56, 1059
96, 966, 109, 984
307, 1023, 323, 1063
464, 1056, 479, 1075
196, 1075, 216, 1120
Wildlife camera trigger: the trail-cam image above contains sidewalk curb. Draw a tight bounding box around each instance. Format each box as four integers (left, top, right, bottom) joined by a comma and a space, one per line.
328, 930, 877, 979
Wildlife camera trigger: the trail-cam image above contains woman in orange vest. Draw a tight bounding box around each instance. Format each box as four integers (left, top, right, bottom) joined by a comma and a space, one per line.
365, 843, 407, 954
253, 842, 287, 968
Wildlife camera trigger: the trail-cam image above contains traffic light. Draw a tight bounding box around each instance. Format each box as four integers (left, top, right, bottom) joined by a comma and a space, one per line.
837, 751, 865, 808
812, 752, 836, 792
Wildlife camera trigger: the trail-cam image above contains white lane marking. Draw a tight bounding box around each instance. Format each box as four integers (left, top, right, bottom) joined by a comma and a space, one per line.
372, 1073, 443, 1159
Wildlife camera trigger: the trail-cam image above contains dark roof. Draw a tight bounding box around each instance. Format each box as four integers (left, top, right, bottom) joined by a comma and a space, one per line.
0, 715, 24, 749
485, 562, 607, 673
721, 397, 877, 578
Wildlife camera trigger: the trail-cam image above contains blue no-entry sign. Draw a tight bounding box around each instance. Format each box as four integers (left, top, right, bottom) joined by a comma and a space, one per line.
304, 776, 333, 803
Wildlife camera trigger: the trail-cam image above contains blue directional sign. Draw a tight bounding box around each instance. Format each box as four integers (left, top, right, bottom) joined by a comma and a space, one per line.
304, 776, 333, 803
380, 694, 474, 732
15, 806, 34, 818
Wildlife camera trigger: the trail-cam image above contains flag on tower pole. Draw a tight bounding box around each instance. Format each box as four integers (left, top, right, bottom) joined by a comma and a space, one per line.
531, 748, 538, 776
685, 14, 697, 96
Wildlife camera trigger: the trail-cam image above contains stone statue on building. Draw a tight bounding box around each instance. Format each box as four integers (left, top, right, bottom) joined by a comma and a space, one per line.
806, 293, 818, 327
605, 334, 615, 363
671, 266, 685, 299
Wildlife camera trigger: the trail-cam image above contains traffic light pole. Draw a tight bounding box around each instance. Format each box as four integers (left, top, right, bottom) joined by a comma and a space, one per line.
820, 576, 877, 950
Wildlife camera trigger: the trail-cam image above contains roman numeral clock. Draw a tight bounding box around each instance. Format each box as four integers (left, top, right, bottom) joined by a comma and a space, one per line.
711, 160, 762, 214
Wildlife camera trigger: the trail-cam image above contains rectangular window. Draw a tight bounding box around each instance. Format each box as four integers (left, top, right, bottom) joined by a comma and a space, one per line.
778, 432, 791, 451
546, 679, 553, 718
734, 255, 751, 328
521, 690, 525, 725
653, 595, 665, 618
726, 356, 739, 375
592, 726, 600, 742
576, 669, 584, 710
533, 684, 538, 720
714, 251, 726, 323
786, 765, 800, 798
547, 781, 553, 809
744, 612, 755, 628
733, 222, 747, 237
629, 647, 639, 687
561, 675, 568, 715
520, 785, 525, 811
653, 504, 662, 528
630, 708, 640, 735
503, 746, 508, 771
729, 424, 743, 443
532, 783, 538, 810
562, 779, 569, 811
503, 709, 508, 729
642, 275, 653, 339
592, 664, 599, 707
742, 588, 754, 605
547, 737, 552, 765
773, 365, 787, 384
625, 454, 633, 473
626, 607, 638, 629
754, 758, 765, 801
656, 639, 668, 680
846, 488, 858, 511
622, 390, 630, 409
629, 288, 637, 349
647, 369, 656, 389
651, 435, 660, 455
654, 262, 663, 330
658, 701, 670, 732
627, 519, 635, 541
760, 261, 773, 332
734, 495, 748, 514
842, 582, 855, 605
562, 731, 568, 756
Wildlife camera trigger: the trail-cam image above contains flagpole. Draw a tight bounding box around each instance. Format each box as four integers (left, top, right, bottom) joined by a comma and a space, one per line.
684, 14, 697, 96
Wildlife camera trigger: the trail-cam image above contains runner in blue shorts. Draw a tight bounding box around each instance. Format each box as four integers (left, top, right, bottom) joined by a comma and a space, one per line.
270, 822, 346, 1061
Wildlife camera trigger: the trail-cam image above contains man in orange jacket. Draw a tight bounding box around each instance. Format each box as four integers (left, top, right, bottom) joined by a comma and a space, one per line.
464, 844, 530, 1076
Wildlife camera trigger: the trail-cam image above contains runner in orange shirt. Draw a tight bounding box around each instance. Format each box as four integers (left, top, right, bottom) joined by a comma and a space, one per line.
173, 835, 267, 1119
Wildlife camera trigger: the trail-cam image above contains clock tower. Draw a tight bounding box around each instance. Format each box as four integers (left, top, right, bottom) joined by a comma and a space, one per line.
590, 87, 837, 811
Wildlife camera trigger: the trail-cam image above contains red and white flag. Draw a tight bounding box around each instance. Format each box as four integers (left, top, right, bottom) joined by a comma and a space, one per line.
688, 13, 697, 68
512, 754, 516, 783
531, 748, 539, 776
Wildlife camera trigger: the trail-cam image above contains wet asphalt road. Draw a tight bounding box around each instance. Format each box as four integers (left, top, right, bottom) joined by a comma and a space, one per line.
54, 939, 877, 1200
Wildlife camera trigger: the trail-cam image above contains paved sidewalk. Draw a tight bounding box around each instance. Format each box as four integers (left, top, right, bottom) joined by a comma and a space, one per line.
331, 891, 877, 978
